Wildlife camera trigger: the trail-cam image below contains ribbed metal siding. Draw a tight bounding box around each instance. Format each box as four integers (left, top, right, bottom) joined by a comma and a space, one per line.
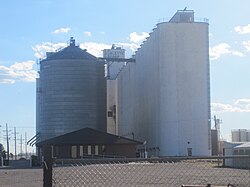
37, 59, 106, 141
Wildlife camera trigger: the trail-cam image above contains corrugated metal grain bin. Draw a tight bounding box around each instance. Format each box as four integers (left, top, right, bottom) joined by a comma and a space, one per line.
36, 38, 106, 142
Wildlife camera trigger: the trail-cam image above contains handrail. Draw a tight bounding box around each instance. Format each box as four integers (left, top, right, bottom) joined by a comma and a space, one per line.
157, 17, 209, 24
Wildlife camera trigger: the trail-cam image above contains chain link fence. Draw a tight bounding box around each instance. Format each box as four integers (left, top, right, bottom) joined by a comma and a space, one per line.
49, 155, 250, 187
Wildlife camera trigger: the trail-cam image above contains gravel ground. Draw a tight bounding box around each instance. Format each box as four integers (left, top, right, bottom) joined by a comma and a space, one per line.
53, 161, 250, 187
0, 168, 43, 187
0, 160, 249, 187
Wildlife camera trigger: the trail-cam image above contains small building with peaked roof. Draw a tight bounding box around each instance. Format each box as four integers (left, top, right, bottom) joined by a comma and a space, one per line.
37, 128, 142, 158
233, 142, 250, 155
220, 141, 250, 169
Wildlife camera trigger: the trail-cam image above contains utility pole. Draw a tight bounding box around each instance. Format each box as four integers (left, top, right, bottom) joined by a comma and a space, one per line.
18, 134, 25, 159
14, 127, 18, 160
6, 123, 9, 162
25, 132, 27, 159
3, 123, 11, 163
20, 134, 23, 158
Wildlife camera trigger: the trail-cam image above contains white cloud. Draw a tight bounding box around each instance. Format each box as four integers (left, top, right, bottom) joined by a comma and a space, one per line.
243, 41, 250, 51
209, 43, 231, 60
79, 42, 139, 57
209, 33, 213, 37
32, 41, 137, 59
84, 31, 92, 36
209, 43, 244, 60
116, 43, 139, 53
129, 32, 149, 44
52, 27, 71, 34
100, 31, 105, 34
234, 99, 250, 108
231, 51, 244, 57
80, 42, 110, 57
32, 31, 144, 60
0, 60, 37, 84
234, 24, 250, 34
32, 42, 67, 59
0, 79, 15, 84
212, 99, 250, 113
33, 41, 108, 58
211, 103, 237, 113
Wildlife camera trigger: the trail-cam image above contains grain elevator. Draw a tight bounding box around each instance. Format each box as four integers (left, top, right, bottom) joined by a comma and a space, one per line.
36, 37, 106, 142
115, 10, 211, 156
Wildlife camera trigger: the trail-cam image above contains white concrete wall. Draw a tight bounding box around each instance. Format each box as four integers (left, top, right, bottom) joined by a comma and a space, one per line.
232, 131, 240, 142
107, 79, 117, 134
116, 63, 136, 140
104, 46, 126, 135
232, 129, 250, 142
221, 141, 243, 167
117, 21, 211, 156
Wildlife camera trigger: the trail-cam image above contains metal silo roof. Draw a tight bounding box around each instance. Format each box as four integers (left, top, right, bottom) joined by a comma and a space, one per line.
42, 40, 97, 61
234, 142, 250, 149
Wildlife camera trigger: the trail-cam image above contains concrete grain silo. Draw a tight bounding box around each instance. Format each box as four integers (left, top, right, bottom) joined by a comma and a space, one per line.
36, 37, 106, 142
117, 10, 211, 156
232, 129, 249, 142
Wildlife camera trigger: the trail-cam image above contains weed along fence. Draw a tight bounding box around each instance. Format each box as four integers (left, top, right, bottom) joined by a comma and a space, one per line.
43, 155, 250, 187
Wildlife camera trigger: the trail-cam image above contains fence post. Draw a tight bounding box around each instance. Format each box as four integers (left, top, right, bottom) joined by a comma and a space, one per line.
43, 145, 52, 187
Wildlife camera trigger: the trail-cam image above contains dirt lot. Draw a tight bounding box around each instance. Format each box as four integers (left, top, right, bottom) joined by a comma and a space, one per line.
0, 160, 249, 187
0, 168, 43, 187
53, 160, 250, 187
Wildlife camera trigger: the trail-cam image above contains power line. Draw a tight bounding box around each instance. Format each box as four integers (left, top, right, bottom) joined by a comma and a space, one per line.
8, 126, 35, 129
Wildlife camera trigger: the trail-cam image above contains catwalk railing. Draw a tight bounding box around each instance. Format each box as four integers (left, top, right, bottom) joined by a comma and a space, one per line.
44, 155, 250, 187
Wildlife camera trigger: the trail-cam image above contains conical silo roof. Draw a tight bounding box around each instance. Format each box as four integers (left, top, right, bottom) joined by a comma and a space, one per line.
43, 37, 97, 61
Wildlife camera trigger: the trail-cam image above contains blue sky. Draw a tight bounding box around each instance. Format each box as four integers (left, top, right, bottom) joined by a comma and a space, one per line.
1, 0, 250, 154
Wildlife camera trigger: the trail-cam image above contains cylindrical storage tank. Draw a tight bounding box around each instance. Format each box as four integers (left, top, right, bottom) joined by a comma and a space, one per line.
232, 130, 240, 142
156, 20, 210, 156
247, 130, 250, 141
240, 129, 248, 141
124, 11, 210, 156
232, 129, 248, 142
36, 38, 106, 141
